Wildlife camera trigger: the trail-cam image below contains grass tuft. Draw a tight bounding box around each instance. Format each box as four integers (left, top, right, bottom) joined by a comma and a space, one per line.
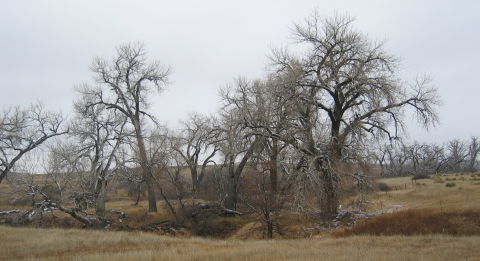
445, 182, 456, 187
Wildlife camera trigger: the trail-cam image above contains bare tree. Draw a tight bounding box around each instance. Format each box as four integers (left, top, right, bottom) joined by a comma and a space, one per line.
383, 143, 409, 177
172, 113, 219, 194
2, 141, 126, 228
147, 127, 187, 223
467, 136, 480, 172
405, 142, 447, 176
216, 95, 262, 210
70, 95, 128, 217
445, 139, 468, 173
270, 12, 440, 217
78, 43, 170, 212
222, 78, 295, 195
0, 103, 67, 183
114, 146, 145, 205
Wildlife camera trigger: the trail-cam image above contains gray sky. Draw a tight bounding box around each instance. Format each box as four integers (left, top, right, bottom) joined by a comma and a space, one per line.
1, 0, 479, 143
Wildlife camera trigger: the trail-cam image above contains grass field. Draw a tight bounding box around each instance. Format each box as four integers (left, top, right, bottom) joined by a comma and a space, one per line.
1, 226, 479, 261
1, 172, 480, 260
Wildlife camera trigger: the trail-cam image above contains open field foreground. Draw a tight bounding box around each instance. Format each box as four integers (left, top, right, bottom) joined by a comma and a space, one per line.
1, 226, 480, 261
1, 174, 480, 260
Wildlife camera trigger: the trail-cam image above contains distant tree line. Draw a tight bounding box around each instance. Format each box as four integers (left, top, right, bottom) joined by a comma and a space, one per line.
373, 137, 480, 177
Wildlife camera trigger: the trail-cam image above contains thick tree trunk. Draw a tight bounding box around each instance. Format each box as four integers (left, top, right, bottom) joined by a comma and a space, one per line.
318, 173, 339, 219
266, 219, 273, 239
145, 176, 157, 212
190, 166, 199, 193
317, 143, 341, 219
95, 181, 107, 218
224, 161, 237, 210
134, 121, 157, 212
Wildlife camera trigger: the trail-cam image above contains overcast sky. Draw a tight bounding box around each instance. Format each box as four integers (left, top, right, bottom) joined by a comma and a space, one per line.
1, 0, 479, 143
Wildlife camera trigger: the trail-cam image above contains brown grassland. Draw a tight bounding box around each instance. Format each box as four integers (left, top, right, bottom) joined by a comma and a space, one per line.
1, 226, 480, 261
1, 172, 480, 260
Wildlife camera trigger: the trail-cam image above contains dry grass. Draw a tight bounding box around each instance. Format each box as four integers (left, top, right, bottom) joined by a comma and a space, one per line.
1, 225, 480, 261
361, 173, 480, 213
336, 209, 480, 237
2, 172, 480, 260
334, 173, 480, 238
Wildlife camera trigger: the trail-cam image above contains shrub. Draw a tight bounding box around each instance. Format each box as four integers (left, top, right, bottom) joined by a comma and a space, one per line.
446, 182, 456, 187
376, 182, 391, 192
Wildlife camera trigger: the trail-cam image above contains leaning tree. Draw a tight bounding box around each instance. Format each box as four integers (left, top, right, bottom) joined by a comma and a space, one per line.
0, 103, 67, 184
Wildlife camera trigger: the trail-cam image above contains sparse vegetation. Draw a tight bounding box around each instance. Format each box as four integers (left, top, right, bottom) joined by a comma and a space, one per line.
1, 5, 479, 261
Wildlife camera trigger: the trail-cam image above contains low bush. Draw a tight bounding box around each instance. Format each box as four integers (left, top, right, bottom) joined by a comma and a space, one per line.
445, 182, 456, 188
376, 182, 391, 192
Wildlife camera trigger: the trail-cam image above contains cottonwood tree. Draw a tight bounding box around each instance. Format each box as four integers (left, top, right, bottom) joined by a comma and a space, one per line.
222, 78, 295, 195
217, 90, 262, 210
70, 95, 128, 217
78, 43, 170, 212
172, 114, 219, 194
444, 139, 468, 173
270, 12, 440, 217
0, 103, 67, 184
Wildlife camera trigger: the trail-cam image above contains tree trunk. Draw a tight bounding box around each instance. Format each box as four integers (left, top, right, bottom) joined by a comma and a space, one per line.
318, 174, 339, 219
134, 121, 157, 212
316, 153, 340, 219
191, 166, 199, 193
0, 169, 8, 184
266, 220, 273, 239
134, 183, 142, 206
269, 137, 279, 195
95, 181, 107, 218
223, 137, 260, 210
224, 165, 237, 210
